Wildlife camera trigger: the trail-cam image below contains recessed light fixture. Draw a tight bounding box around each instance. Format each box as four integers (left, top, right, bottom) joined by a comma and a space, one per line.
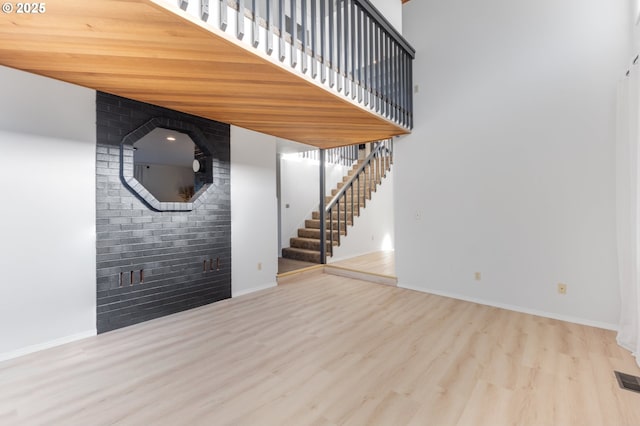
166, 136, 176, 141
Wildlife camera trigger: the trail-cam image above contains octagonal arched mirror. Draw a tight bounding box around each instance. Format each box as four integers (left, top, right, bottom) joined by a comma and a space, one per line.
133, 128, 199, 202
121, 118, 213, 212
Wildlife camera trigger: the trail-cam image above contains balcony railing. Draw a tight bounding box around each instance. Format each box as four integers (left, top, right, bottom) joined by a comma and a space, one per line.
174, 0, 415, 130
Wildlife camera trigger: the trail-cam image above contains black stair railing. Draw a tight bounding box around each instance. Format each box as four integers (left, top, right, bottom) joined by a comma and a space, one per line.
320, 139, 393, 263
299, 144, 359, 166
186, 0, 415, 129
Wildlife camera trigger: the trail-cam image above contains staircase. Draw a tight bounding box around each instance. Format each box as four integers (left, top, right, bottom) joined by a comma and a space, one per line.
282, 140, 393, 263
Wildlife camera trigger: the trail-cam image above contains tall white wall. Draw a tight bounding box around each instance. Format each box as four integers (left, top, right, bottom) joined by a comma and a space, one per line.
632, 0, 640, 51
231, 126, 278, 296
370, 0, 403, 34
329, 169, 394, 262
398, 0, 631, 328
0, 66, 97, 359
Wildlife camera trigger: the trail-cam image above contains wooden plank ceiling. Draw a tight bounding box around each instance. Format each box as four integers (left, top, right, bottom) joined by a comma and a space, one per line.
0, 0, 408, 148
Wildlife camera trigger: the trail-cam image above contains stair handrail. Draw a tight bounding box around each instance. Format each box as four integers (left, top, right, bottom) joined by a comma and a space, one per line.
321, 139, 393, 261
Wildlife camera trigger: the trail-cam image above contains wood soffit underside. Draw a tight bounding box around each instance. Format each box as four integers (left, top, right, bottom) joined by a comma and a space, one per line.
0, 0, 409, 148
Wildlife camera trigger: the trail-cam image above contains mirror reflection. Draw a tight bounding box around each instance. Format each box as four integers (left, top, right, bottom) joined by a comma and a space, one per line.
133, 128, 197, 202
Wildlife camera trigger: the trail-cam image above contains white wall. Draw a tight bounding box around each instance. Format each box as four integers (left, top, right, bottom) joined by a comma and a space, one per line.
632, 0, 640, 51
371, 0, 403, 34
279, 155, 350, 254
231, 126, 278, 296
0, 66, 97, 359
329, 169, 395, 262
397, 0, 630, 328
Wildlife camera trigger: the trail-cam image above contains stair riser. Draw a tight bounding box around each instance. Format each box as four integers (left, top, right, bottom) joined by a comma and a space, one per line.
305, 219, 353, 229
312, 211, 361, 220
298, 229, 344, 240
325, 204, 365, 213
333, 185, 374, 194
290, 239, 334, 250
325, 196, 370, 204
342, 174, 384, 183
342, 169, 387, 182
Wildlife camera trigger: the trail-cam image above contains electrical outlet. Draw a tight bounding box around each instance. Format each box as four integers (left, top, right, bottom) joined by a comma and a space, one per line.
474, 272, 481, 281
557, 283, 567, 295
257, 262, 262, 271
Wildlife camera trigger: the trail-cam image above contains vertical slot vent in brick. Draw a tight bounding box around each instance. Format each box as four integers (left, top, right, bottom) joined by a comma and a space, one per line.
119, 272, 123, 288
130, 270, 135, 286
217, 257, 221, 271
140, 269, 144, 284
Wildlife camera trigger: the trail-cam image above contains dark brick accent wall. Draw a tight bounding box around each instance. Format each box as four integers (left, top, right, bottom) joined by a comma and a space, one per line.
96, 92, 231, 333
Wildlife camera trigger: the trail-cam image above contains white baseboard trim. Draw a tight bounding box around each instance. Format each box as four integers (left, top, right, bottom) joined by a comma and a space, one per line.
232, 282, 277, 298
399, 283, 618, 331
0, 329, 97, 363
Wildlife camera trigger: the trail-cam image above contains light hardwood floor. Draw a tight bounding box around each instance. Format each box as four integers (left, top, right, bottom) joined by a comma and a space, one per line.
1, 273, 639, 425
330, 251, 396, 276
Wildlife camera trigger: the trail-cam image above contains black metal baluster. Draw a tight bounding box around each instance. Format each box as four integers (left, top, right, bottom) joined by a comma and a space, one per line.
320, 0, 326, 82
279, 0, 285, 61
399, 49, 404, 126
291, 0, 297, 67
364, 159, 369, 208
350, 182, 354, 226
379, 30, 385, 116
356, 7, 362, 102
385, 33, 391, 118
220, 0, 228, 30
388, 36, 393, 119
409, 50, 413, 128
319, 149, 326, 263
266, 0, 273, 54
311, 0, 317, 77
350, 0, 355, 98
390, 43, 394, 122
301, 0, 307, 73
237, 0, 245, 39
401, 51, 409, 127
251, 0, 259, 46
407, 53, 412, 128
396, 43, 401, 123
363, 14, 369, 106
407, 53, 412, 127
328, 0, 334, 87
390, 41, 396, 122
202, 0, 210, 21
336, 0, 342, 92
357, 174, 360, 218
398, 50, 403, 126
370, 19, 375, 110
336, 198, 340, 246
344, 0, 350, 97
374, 24, 382, 113
379, 27, 384, 114
343, 192, 347, 236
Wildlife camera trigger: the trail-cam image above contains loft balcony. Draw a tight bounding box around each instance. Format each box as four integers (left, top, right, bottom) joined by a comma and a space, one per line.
0, 0, 414, 148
